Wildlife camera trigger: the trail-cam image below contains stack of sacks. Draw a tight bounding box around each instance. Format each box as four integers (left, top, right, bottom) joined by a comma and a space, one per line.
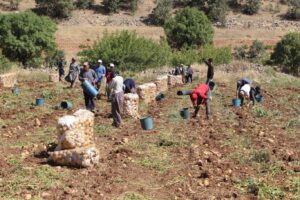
155, 75, 168, 93
49, 74, 59, 82
168, 75, 183, 86
49, 109, 99, 168
123, 93, 139, 119
0, 73, 17, 88
137, 83, 157, 104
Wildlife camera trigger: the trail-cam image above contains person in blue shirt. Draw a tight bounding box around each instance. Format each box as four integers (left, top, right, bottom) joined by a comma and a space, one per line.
93, 59, 106, 98
123, 78, 136, 94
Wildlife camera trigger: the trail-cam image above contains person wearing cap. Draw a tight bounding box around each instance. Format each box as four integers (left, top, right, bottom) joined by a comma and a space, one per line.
105, 63, 115, 101
67, 57, 80, 88
204, 58, 214, 84
190, 83, 214, 119
93, 59, 106, 98
79, 62, 98, 112
123, 78, 136, 94
109, 71, 124, 128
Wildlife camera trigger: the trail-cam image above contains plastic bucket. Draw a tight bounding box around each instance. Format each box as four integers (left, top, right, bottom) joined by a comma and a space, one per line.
81, 80, 99, 97
155, 93, 165, 101
36, 98, 44, 106
61, 101, 73, 110
180, 108, 190, 119
12, 88, 20, 95
232, 98, 241, 107
140, 116, 153, 130
177, 90, 192, 96
255, 95, 264, 103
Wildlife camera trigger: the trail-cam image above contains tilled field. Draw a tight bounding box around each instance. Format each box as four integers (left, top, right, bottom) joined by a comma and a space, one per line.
0, 70, 299, 200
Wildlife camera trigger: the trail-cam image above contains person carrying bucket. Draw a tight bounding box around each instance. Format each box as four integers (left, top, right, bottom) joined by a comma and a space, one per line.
204, 58, 214, 84
109, 71, 124, 128
79, 62, 98, 112
94, 59, 106, 99
190, 82, 214, 119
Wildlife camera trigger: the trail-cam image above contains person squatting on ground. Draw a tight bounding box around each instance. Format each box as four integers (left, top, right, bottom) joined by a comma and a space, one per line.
190, 83, 214, 120
57, 57, 66, 82
204, 58, 214, 84
110, 72, 124, 128
237, 79, 261, 106
93, 59, 106, 99
79, 62, 98, 112
186, 65, 194, 83
106, 63, 115, 101
67, 58, 80, 88
123, 78, 136, 94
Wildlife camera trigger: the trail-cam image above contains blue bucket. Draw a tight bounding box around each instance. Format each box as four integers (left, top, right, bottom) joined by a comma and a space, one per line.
12, 88, 20, 95
255, 95, 264, 103
81, 80, 99, 97
36, 98, 44, 106
180, 108, 190, 119
61, 101, 73, 110
140, 116, 153, 130
232, 98, 241, 107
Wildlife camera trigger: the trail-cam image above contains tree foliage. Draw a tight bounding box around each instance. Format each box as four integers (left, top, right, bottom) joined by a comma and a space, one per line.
0, 50, 13, 74
164, 8, 214, 49
79, 31, 172, 72
35, 0, 74, 19
0, 12, 57, 67
151, 0, 173, 25
243, 0, 261, 15
75, 0, 95, 9
286, 0, 300, 20
103, 0, 140, 13
271, 32, 300, 76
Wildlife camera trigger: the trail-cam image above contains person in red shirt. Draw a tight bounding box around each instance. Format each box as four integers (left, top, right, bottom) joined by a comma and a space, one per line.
190, 83, 213, 119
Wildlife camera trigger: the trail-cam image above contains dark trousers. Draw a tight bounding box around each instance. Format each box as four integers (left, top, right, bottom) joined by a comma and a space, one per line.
112, 92, 124, 127
84, 92, 95, 111
194, 90, 212, 119
186, 74, 193, 83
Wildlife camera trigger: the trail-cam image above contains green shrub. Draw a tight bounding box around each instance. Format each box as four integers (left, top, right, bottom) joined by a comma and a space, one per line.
171, 49, 198, 66
286, 0, 300, 20
164, 8, 214, 49
75, 0, 94, 9
249, 40, 266, 60
103, 0, 120, 13
0, 12, 57, 67
271, 32, 300, 76
243, 0, 261, 15
152, 0, 173, 25
234, 45, 248, 60
35, 0, 74, 19
199, 46, 232, 65
79, 30, 172, 72
0, 51, 13, 74
206, 0, 228, 26
9, 0, 22, 10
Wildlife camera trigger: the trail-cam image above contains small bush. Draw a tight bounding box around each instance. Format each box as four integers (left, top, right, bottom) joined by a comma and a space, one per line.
271, 32, 300, 76
249, 40, 266, 60
234, 45, 248, 60
251, 151, 270, 163
171, 49, 198, 66
152, 0, 173, 25
164, 8, 214, 49
9, 0, 22, 10
79, 30, 172, 72
0, 51, 13, 74
243, 0, 261, 15
103, 0, 120, 13
35, 0, 74, 19
286, 0, 300, 20
199, 46, 232, 65
206, 0, 228, 26
75, 0, 94, 9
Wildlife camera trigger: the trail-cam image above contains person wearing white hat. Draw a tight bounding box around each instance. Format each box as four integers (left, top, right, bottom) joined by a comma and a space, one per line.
93, 59, 106, 99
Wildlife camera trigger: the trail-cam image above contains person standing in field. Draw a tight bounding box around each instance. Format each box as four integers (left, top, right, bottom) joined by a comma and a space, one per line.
105, 63, 115, 101
110, 71, 124, 128
186, 64, 194, 83
93, 59, 106, 99
204, 58, 214, 84
67, 58, 80, 88
57, 57, 66, 82
79, 62, 98, 112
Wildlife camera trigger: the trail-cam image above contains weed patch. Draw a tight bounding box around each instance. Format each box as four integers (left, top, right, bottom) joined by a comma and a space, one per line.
114, 192, 151, 200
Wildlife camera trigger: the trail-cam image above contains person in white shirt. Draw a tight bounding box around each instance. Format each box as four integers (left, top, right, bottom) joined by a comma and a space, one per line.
239, 83, 253, 106
110, 71, 124, 128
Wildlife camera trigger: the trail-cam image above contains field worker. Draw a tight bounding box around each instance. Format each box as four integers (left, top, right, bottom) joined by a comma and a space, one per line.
186, 65, 194, 83
123, 78, 136, 94
110, 71, 124, 128
106, 63, 115, 101
240, 85, 261, 106
204, 58, 214, 84
57, 57, 66, 81
94, 59, 106, 99
79, 62, 98, 112
66, 57, 80, 88
236, 78, 253, 98
190, 82, 214, 120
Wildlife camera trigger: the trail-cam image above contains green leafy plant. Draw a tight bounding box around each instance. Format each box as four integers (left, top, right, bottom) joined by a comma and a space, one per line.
244, 0, 261, 15
254, 107, 269, 118
75, 0, 94, 9
164, 7, 214, 49
35, 0, 74, 19
0, 50, 13, 74
151, 0, 173, 25
286, 0, 300, 20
